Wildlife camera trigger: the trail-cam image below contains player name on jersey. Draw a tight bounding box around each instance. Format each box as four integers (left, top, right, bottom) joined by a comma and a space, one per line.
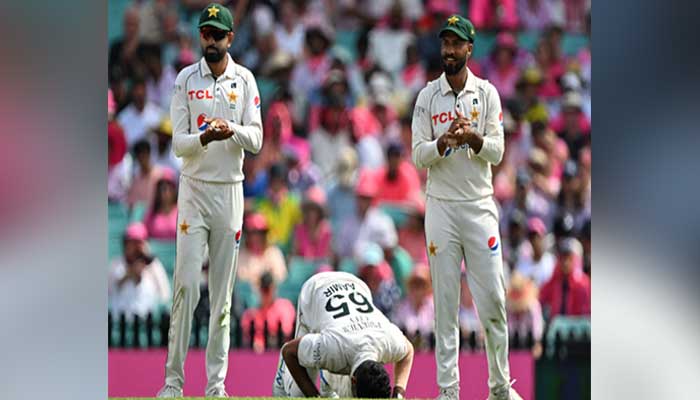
323, 282, 357, 298
341, 315, 383, 334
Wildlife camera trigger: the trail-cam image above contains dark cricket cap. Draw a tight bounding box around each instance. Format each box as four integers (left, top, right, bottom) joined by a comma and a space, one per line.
198, 3, 234, 32
439, 14, 476, 43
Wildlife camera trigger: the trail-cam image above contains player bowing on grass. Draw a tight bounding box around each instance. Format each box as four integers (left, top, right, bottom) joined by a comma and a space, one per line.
273, 271, 414, 398
411, 15, 523, 400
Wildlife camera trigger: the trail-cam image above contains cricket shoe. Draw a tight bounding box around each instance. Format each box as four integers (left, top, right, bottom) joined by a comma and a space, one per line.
436, 385, 459, 400
205, 387, 229, 397
487, 380, 524, 400
156, 385, 183, 398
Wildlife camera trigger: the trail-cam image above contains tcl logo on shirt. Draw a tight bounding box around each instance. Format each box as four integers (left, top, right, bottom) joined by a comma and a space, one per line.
431, 111, 458, 125
188, 89, 214, 100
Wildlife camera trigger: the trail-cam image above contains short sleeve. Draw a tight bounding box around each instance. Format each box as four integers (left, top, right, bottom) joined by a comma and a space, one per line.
298, 333, 349, 373
378, 324, 409, 364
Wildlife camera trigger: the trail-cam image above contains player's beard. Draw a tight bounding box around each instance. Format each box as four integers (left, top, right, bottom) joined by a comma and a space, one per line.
442, 57, 466, 76
204, 45, 226, 62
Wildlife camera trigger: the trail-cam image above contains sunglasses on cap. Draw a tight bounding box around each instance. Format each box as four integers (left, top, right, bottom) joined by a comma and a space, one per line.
200, 28, 228, 41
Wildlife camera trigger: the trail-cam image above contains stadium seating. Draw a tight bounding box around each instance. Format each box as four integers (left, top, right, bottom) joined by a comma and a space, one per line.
108, 202, 129, 261
378, 204, 410, 229
234, 279, 260, 310
338, 257, 358, 275
148, 239, 177, 284
277, 257, 319, 305
129, 202, 148, 223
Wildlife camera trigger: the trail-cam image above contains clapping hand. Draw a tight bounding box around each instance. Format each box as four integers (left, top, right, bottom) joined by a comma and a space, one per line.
447, 110, 481, 149
443, 110, 471, 148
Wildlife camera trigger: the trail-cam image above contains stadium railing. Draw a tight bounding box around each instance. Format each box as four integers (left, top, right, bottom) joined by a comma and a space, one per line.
108, 311, 589, 360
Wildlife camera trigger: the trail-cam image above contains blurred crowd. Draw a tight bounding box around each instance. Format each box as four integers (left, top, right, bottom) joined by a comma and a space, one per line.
108, 0, 591, 356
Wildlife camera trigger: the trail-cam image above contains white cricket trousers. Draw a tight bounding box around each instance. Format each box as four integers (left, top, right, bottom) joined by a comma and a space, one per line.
164, 175, 243, 394
424, 195, 511, 395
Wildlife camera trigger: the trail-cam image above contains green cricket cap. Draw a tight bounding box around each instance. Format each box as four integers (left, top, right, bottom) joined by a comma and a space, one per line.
198, 3, 234, 32
439, 15, 476, 43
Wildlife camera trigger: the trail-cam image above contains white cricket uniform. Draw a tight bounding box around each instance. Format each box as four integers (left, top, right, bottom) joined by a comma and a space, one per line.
273, 272, 408, 398
164, 53, 263, 394
411, 69, 512, 395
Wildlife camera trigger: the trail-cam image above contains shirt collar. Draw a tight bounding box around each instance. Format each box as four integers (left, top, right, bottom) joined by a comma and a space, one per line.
199, 53, 237, 79
439, 67, 477, 96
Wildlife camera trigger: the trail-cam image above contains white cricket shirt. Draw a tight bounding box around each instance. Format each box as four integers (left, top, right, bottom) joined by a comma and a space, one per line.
170, 53, 263, 183
296, 272, 408, 375
411, 68, 504, 201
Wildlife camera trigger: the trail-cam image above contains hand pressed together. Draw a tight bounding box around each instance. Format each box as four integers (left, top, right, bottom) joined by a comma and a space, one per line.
200, 117, 234, 145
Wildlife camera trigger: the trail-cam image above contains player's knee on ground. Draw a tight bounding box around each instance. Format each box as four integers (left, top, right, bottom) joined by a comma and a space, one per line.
353, 360, 391, 398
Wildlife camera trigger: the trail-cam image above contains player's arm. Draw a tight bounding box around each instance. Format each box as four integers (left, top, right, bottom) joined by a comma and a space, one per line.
411, 89, 451, 168
281, 336, 321, 397
391, 336, 414, 398
473, 84, 504, 165
225, 71, 263, 154
171, 73, 206, 157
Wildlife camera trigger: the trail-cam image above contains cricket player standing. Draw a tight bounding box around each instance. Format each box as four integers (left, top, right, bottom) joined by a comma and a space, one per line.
272, 272, 414, 398
411, 15, 523, 400
157, 3, 263, 398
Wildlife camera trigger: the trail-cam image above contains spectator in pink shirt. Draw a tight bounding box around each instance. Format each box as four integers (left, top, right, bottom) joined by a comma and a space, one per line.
259, 97, 310, 171
393, 263, 434, 340
398, 194, 428, 263
348, 105, 385, 171
292, 186, 333, 261
375, 143, 421, 206
539, 238, 591, 320
240, 272, 296, 353
108, 89, 127, 170
534, 38, 565, 99
144, 171, 178, 240
484, 32, 520, 101
469, 0, 519, 30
